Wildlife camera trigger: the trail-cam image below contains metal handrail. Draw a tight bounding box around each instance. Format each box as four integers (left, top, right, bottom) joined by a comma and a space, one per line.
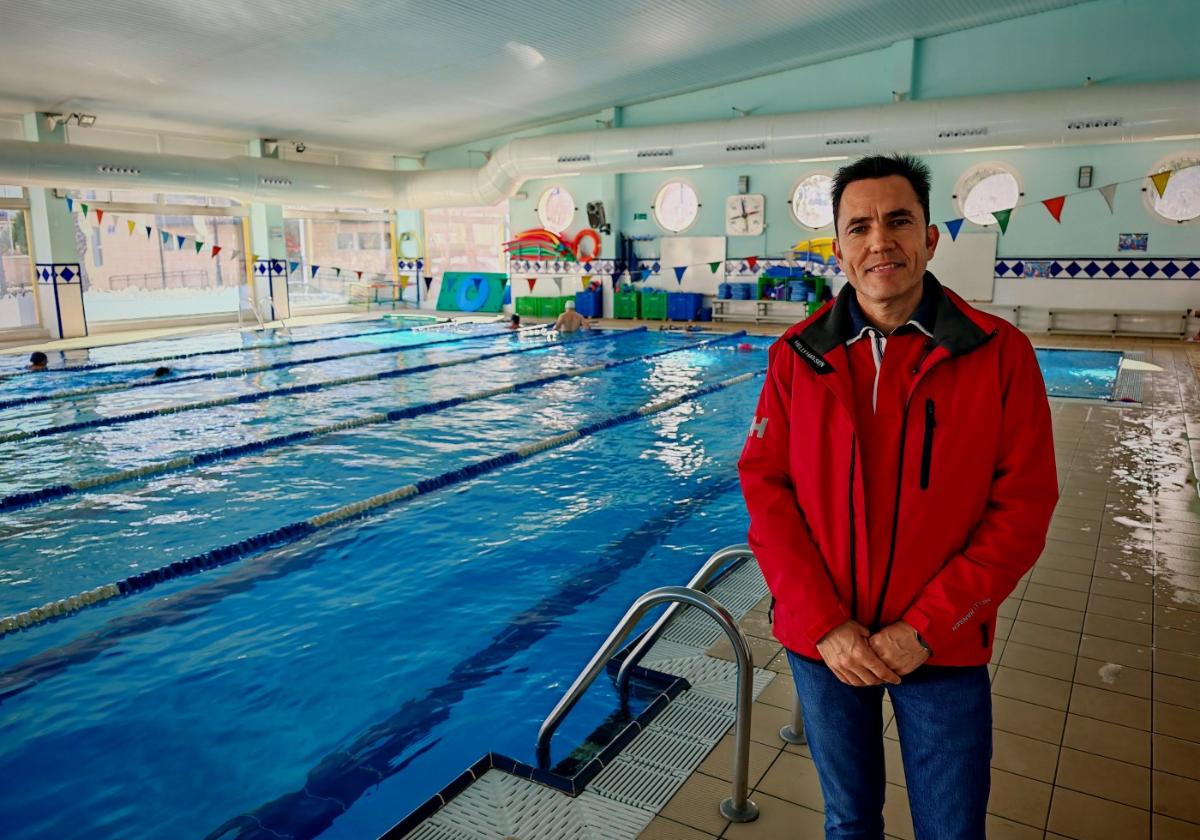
615, 543, 755, 707
535, 585, 760, 823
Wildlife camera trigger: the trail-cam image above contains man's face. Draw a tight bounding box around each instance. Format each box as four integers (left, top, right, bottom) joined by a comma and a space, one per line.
832, 175, 939, 308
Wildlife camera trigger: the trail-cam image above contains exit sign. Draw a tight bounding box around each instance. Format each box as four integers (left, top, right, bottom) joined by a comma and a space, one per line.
634, 212, 648, 220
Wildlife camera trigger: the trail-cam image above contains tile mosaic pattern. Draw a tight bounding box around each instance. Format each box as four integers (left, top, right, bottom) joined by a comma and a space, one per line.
35, 263, 82, 285
996, 258, 1200, 280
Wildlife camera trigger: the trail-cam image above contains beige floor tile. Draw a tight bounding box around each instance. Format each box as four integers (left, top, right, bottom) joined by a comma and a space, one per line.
752, 674, 795, 711
1046, 787, 1150, 840
1090, 577, 1153, 603
658, 772, 732, 836
989, 767, 1051, 829
1078, 634, 1152, 670
999, 640, 1078, 680
1068, 685, 1152, 730
637, 816, 719, 840
997, 597, 1020, 619
753, 750, 824, 812
750, 595, 772, 615
1062, 713, 1150, 766
1007, 621, 1081, 655
1055, 746, 1150, 809
721, 791, 824, 840
881, 783, 913, 840
1158, 626, 1200, 656
1154, 701, 1200, 743
1155, 585, 1200, 612
697, 734, 780, 789
1155, 734, 1200, 781
737, 610, 775, 642
1086, 593, 1153, 623
731, 701, 794, 749
763, 649, 791, 675
882, 737, 905, 787
1030, 567, 1093, 592
1154, 813, 1200, 840
1083, 613, 1154, 646
1157, 606, 1200, 634
1016, 601, 1085, 633
1155, 673, 1200, 710
992, 666, 1072, 710
1154, 770, 1200, 825
707, 634, 781, 669
1037, 553, 1095, 575
1022, 581, 1090, 612
991, 729, 1058, 782
1155, 649, 1200, 681
991, 695, 1066, 744
985, 815, 1042, 840
1073, 655, 1152, 698
1043, 538, 1098, 560
1093, 560, 1155, 586
990, 639, 1007, 665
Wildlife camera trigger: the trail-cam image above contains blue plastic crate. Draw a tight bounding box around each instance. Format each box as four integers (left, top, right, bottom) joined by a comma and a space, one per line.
574, 288, 603, 318
667, 292, 703, 321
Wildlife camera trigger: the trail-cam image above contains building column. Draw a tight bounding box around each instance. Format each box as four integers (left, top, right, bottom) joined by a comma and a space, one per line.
22, 113, 87, 338
246, 139, 290, 321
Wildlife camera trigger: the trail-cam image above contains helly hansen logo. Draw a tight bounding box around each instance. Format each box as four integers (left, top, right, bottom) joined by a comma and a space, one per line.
787, 337, 831, 372
748, 417, 768, 439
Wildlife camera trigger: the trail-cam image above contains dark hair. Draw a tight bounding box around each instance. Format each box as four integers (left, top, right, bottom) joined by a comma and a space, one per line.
153, 366, 171, 377
831, 154, 932, 232
510, 314, 520, 323
29, 351, 47, 366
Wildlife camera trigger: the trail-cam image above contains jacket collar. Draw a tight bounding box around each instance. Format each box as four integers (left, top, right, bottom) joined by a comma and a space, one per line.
846, 280, 937, 344
788, 272, 990, 374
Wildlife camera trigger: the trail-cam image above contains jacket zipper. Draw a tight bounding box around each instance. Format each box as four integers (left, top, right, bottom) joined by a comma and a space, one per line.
848, 436, 858, 619
920, 399, 936, 490
980, 621, 989, 648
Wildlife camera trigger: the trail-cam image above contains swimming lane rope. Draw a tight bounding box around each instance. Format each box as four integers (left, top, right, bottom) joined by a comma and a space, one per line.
0, 325, 610, 445
0, 331, 742, 515
0, 363, 762, 638
0, 323, 537, 411
0, 318, 456, 381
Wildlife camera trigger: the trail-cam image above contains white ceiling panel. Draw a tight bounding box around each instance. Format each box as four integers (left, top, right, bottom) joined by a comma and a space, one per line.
0, 0, 1090, 155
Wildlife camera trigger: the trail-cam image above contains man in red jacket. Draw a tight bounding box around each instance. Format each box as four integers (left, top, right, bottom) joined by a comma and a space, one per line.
738, 154, 1057, 839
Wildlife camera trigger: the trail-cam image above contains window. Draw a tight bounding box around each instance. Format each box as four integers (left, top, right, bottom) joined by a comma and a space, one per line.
790, 174, 835, 229
0, 201, 36, 330
424, 204, 508, 283
536, 186, 575, 232
653, 180, 700, 233
283, 214, 395, 310
955, 163, 1021, 227
1145, 153, 1200, 224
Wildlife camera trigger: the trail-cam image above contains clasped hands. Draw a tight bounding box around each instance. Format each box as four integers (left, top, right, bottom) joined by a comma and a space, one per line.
815, 620, 929, 687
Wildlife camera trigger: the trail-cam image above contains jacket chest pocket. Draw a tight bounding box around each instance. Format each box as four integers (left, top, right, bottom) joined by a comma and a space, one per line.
920, 398, 936, 490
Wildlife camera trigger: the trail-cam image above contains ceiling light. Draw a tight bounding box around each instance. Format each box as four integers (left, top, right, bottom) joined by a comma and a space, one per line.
661, 164, 704, 171
1152, 133, 1200, 142
75, 114, 97, 128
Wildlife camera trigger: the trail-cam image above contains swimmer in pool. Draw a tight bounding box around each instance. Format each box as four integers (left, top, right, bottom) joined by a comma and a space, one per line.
153, 366, 172, 378
508, 314, 521, 330
553, 300, 589, 333
28, 351, 48, 371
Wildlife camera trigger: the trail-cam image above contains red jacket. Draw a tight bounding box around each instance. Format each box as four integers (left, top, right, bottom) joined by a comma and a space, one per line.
738, 274, 1058, 666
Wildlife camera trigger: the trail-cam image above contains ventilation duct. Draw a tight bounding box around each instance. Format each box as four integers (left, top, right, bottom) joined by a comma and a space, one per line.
0, 81, 1196, 210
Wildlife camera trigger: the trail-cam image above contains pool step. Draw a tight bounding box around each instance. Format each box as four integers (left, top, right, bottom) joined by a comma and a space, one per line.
386, 559, 776, 840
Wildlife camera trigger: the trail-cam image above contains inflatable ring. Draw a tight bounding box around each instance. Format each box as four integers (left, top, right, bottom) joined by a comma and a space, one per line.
571, 229, 602, 261
455, 275, 491, 311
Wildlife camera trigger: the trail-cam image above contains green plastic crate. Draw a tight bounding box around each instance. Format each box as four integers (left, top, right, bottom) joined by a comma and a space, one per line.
640, 291, 667, 320
535, 297, 559, 318
613, 292, 640, 319
515, 296, 538, 316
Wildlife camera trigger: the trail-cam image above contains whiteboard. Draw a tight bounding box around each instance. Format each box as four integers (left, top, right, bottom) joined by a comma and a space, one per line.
657, 236, 726, 293
927, 231, 996, 302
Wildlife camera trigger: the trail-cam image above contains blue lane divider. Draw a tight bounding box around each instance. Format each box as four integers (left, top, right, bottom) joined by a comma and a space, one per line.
0, 331, 744, 514
0, 323, 542, 411
0, 327, 636, 445
0, 318, 456, 382
0, 364, 762, 637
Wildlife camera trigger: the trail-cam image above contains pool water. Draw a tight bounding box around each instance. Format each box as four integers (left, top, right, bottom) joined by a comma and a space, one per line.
0, 320, 769, 840
1035, 348, 1124, 400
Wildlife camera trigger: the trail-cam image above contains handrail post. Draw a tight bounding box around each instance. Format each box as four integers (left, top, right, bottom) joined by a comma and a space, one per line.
536, 585, 759, 823
615, 544, 754, 708
778, 690, 806, 745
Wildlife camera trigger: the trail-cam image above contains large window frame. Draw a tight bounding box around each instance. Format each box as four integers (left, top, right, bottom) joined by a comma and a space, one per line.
0, 187, 39, 331
283, 207, 399, 310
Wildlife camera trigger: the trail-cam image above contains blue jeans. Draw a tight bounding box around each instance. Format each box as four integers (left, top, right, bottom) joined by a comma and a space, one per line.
787, 651, 992, 840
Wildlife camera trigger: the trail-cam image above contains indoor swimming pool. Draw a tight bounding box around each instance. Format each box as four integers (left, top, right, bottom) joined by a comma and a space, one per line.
1035, 347, 1124, 400
0, 319, 769, 840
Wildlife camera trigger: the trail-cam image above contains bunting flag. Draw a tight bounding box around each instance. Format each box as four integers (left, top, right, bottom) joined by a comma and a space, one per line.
161, 231, 171, 245
526, 277, 537, 292
1150, 170, 1173, 198
1098, 183, 1118, 214
334, 267, 341, 277
211, 246, 221, 258
943, 218, 964, 241
1042, 196, 1066, 224
66, 197, 74, 213
673, 266, 686, 283
553, 277, 563, 293
356, 270, 363, 280
424, 276, 433, 291
80, 202, 89, 218
194, 240, 204, 253
177, 235, 187, 249
581, 275, 591, 289
289, 261, 300, 274
95, 209, 104, 224
127, 219, 137, 235
993, 208, 1013, 235
311, 265, 320, 278
398, 276, 409, 291
709, 261, 721, 273
746, 256, 758, 271
610, 271, 622, 288
229, 250, 241, 260
145, 225, 152, 239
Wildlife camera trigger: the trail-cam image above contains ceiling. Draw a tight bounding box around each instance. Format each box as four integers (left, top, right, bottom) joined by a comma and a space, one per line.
0, 0, 1090, 157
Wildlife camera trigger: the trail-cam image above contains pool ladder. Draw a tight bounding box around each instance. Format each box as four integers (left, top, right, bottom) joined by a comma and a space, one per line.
535, 543, 805, 824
